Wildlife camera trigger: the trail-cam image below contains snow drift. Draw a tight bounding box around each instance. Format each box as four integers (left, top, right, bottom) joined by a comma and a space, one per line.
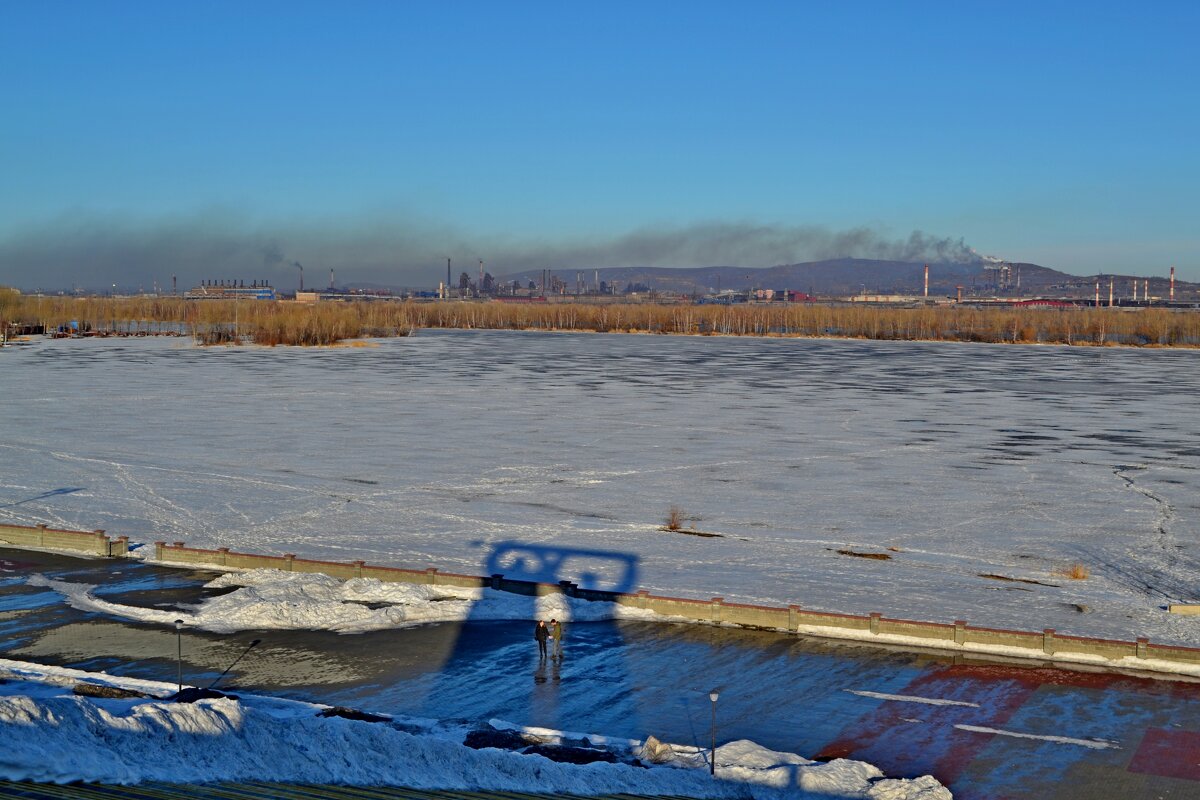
0, 660, 949, 799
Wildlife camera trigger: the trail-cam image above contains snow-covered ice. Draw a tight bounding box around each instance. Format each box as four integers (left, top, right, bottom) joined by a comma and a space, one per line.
2, 331, 1199, 647
0, 658, 949, 798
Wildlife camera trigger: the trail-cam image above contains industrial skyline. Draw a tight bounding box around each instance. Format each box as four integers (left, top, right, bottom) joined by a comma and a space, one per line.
2, 2, 1198, 286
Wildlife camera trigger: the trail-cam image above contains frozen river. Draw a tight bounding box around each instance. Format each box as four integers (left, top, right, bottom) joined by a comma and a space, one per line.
2, 330, 1199, 645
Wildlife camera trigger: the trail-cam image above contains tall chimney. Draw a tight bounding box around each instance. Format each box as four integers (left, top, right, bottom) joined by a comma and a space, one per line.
447, 258, 452, 298
479, 259, 484, 287
923, 264, 929, 298
329, 268, 334, 290
1095, 280, 1100, 307
1170, 265, 1175, 300
1109, 278, 1114, 307
1144, 278, 1149, 302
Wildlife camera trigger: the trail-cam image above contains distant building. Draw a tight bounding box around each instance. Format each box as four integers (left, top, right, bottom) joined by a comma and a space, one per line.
185, 280, 276, 300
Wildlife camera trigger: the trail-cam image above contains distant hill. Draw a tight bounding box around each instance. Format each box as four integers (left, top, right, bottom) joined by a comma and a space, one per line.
496, 259, 1196, 299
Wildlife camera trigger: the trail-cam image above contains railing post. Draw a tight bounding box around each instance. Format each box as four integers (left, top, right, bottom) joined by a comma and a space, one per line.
284, 554, 295, 572
1136, 637, 1149, 659
425, 567, 438, 585
154, 541, 166, 560
711, 597, 723, 624
954, 620, 967, 645
869, 612, 881, 635
1042, 628, 1056, 656
353, 560, 364, 579
217, 547, 230, 566
37, 524, 47, 547
788, 604, 800, 632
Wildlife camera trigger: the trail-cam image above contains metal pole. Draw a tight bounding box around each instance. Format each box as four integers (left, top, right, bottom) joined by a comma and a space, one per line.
708, 690, 719, 776
174, 619, 183, 693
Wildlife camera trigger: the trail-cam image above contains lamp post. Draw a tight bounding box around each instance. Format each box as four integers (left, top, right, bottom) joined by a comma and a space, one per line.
709, 690, 719, 776
174, 619, 184, 693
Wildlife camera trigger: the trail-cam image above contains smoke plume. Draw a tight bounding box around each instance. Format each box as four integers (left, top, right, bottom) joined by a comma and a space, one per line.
0, 211, 981, 292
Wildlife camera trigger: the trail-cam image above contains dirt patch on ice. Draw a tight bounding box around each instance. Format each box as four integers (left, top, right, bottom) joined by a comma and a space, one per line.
658, 527, 724, 538
834, 549, 892, 561
978, 573, 1060, 588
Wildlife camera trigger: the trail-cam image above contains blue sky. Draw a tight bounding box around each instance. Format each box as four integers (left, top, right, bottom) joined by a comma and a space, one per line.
2, 1, 1198, 285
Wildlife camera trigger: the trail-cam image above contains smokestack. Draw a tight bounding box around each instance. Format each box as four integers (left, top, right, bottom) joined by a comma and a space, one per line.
594, 269, 599, 292
1144, 279, 1149, 303
923, 264, 929, 298
1095, 280, 1100, 307
447, 258, 451, 298
1170, 265, 1175, 300
955, 285, 963, 303
172, 274, 176, 295
329, 268, 334, 291
479, 259, 484, 288
1109, 278, 1114, 307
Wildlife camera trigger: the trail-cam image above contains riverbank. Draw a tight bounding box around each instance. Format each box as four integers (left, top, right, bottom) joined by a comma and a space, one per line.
5, 293, 1200, 347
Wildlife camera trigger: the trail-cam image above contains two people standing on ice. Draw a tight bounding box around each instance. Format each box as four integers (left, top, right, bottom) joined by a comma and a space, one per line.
534, 618, 564, 659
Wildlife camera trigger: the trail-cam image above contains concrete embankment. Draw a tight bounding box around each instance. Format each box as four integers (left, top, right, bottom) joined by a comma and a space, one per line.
3, 521, 1198, 677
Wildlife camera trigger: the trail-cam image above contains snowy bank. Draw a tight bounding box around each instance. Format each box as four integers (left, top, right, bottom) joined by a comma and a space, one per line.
0, 659, 949, 799
27, 569, 1200, 680
27, 570, 667, 634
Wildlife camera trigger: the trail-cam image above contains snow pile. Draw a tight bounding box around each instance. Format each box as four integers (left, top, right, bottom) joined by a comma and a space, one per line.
0, 660, 949, 799
28, 570, 663, 634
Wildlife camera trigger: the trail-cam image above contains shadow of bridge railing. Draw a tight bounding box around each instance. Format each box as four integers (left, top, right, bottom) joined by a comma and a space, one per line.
418, 540, 641, 736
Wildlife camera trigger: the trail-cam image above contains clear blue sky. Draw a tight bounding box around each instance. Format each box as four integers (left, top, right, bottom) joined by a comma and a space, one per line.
2, 0, 1198, 283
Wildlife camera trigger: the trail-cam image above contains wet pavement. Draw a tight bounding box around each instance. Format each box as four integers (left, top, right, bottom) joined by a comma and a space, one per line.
2, 547, 1200, 799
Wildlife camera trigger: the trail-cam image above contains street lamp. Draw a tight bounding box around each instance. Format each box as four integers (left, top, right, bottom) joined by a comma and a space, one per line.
709, 690, 719, 776
174, 619, 184, 693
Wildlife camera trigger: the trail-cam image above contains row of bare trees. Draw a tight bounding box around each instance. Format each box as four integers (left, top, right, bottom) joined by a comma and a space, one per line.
408, 302, 1200, 346
4, 292, 1199, 347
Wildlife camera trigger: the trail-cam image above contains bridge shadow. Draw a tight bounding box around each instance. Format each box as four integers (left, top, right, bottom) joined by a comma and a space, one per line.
418, 541, 641, 738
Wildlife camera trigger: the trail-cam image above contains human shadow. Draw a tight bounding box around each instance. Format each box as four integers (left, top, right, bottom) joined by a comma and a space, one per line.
0, 487, 86, 510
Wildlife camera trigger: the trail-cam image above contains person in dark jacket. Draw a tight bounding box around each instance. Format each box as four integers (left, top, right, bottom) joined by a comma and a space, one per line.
534, 619, 549, 659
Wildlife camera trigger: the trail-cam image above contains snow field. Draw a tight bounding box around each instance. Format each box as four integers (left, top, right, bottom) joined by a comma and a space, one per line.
0, 659, 949, 799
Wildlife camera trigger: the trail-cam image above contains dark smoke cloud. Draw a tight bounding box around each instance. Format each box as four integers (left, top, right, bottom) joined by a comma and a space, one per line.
0, 212, 981, 291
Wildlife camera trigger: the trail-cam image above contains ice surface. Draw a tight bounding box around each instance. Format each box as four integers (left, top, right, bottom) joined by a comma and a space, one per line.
0, 657, 949, 798
2, 332, 1199, 646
